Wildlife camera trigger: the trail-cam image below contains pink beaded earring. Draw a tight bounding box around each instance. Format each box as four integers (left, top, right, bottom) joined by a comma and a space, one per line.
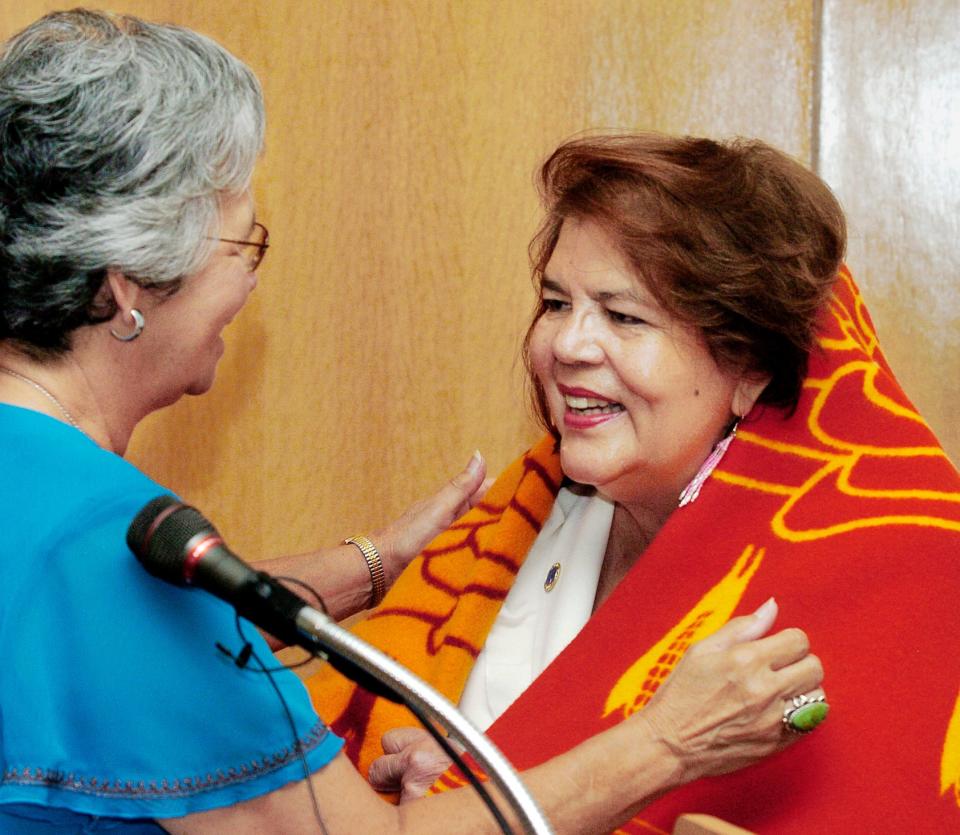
678, 419, 740, 508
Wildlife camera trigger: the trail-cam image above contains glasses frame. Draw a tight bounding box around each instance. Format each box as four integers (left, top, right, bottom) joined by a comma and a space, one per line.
210, 221, 270, 271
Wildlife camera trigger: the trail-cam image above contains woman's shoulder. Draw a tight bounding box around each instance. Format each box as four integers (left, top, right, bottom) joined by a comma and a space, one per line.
0, 402, 172, 631
0, 403, 168, 542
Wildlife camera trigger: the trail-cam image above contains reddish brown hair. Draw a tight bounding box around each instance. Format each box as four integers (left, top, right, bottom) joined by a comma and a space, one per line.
524, 133, 846, 430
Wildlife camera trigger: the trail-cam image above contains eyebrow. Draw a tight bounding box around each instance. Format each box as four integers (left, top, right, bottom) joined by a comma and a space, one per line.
539, 277, 565, 294
540, 276, 651, 305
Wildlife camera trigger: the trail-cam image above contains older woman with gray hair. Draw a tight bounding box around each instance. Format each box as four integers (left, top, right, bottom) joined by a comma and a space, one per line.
0, 10, 822, 833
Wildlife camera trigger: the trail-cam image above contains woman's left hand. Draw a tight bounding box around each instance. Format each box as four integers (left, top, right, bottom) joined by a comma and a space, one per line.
636, 598, 824, 784
371, 451, 490, 587
257, 452, 490, 633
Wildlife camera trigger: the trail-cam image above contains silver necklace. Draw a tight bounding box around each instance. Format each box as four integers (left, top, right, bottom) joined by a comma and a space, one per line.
0, 366, 81, 429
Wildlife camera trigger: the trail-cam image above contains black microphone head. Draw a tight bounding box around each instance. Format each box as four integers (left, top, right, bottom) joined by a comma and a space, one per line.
127, 495, 179, 555
127, 495, 221, 585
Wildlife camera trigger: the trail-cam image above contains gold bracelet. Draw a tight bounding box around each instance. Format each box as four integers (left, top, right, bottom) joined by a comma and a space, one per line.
344, 535, 386, 607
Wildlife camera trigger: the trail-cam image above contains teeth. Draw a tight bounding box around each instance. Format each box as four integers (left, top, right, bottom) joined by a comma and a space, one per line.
564, 394, 623, 415
565, 395, 606, 408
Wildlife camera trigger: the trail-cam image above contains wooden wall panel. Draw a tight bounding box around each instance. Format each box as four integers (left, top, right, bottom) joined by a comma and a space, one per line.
2, 1, 815, 558
819, 0, 960, 463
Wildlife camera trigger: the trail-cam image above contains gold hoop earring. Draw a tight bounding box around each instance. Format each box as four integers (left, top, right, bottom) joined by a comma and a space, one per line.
110, 308, 145, 342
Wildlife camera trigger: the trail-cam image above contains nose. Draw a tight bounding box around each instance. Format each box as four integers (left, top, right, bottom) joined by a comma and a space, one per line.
552, 309, 604, 365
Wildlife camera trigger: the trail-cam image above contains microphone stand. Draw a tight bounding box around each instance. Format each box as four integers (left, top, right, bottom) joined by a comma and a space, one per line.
295, 607, 555, 835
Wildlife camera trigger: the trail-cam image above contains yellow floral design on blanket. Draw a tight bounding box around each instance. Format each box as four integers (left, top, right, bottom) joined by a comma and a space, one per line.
713, 271, 960, 543
604, 545, 765, 720
944, 690, 960, 803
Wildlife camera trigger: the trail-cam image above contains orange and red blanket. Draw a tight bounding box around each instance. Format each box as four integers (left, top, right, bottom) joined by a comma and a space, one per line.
307, 268, 960, 832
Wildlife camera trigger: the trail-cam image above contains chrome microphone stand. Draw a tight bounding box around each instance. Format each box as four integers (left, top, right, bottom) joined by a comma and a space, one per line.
296, 607, 554, 835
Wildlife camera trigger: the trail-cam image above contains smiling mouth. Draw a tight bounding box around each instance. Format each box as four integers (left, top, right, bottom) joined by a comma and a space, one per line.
563, 394, 625, 416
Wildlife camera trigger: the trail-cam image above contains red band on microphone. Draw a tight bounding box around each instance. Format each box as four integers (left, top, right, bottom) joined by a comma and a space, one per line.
142, 500, 182, 549
184, 535, 223, 583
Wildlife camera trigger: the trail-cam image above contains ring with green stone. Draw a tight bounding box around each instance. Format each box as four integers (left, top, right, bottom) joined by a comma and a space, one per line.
782, 693, 829, 734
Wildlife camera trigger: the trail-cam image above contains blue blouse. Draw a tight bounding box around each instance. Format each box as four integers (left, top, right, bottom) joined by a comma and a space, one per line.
0, 405, 343, 831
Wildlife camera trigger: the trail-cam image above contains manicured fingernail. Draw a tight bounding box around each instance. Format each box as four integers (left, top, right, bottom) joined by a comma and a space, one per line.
467, 450, 483, 474
754, 597, 776, 618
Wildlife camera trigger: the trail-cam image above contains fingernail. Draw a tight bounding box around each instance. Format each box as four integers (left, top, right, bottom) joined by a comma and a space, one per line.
467, 450, 483, 475
754, 597, 776, 618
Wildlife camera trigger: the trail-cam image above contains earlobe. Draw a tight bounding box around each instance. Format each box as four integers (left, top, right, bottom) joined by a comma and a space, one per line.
104, 270, 147, 342
733, 374, 771, 418
110, 308, 145, 342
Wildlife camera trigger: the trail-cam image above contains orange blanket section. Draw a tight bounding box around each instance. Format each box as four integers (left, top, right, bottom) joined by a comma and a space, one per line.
307, 269, 960, 832
306, 433, 562, 773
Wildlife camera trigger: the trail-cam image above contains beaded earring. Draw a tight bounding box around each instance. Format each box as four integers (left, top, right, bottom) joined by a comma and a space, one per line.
678, 419, 740, 507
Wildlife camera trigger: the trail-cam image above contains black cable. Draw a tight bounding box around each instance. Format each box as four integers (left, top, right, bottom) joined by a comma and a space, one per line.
220, 578, 515, 834
404, 701, 514, 834
216, 640, 318, 673
273, 575, 329, 612
214, 575, 326, 672
220, 615, 328, 835
272, 578, 513, 829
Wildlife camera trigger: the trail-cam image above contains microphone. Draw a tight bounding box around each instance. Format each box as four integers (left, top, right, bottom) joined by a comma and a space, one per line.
127, 495, 397, 700
128, 496, 553, 834
128, 495, 314, 648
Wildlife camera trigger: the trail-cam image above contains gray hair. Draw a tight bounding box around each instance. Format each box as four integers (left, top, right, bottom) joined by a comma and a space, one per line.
0, 9, 265, 355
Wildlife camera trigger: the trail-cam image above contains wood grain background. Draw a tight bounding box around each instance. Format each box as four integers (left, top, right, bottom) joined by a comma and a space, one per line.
3, 1, 956, 560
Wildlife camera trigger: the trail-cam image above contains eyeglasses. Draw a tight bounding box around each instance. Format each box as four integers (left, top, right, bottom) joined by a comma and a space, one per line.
210, 221, 270, 271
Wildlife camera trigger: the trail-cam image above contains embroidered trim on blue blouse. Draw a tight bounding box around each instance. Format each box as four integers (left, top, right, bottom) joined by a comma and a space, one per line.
2, 719, 333, 800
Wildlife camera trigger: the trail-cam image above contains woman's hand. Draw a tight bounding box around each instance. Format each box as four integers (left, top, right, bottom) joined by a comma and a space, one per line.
366, 598, 824, 808
368, 727, 453, 803
637, 598, 824, 785
255, 453, 490, 630
372, 451, 490, 587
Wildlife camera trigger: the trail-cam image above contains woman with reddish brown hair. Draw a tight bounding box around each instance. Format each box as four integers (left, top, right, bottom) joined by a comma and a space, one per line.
525, 133, 845, 420
309, 133, 960, 832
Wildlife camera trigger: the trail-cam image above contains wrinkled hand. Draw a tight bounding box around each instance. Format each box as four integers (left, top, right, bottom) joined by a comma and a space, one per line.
372, 452, 491, 587
638, 598, 824, 785
368, 727, 454, 803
